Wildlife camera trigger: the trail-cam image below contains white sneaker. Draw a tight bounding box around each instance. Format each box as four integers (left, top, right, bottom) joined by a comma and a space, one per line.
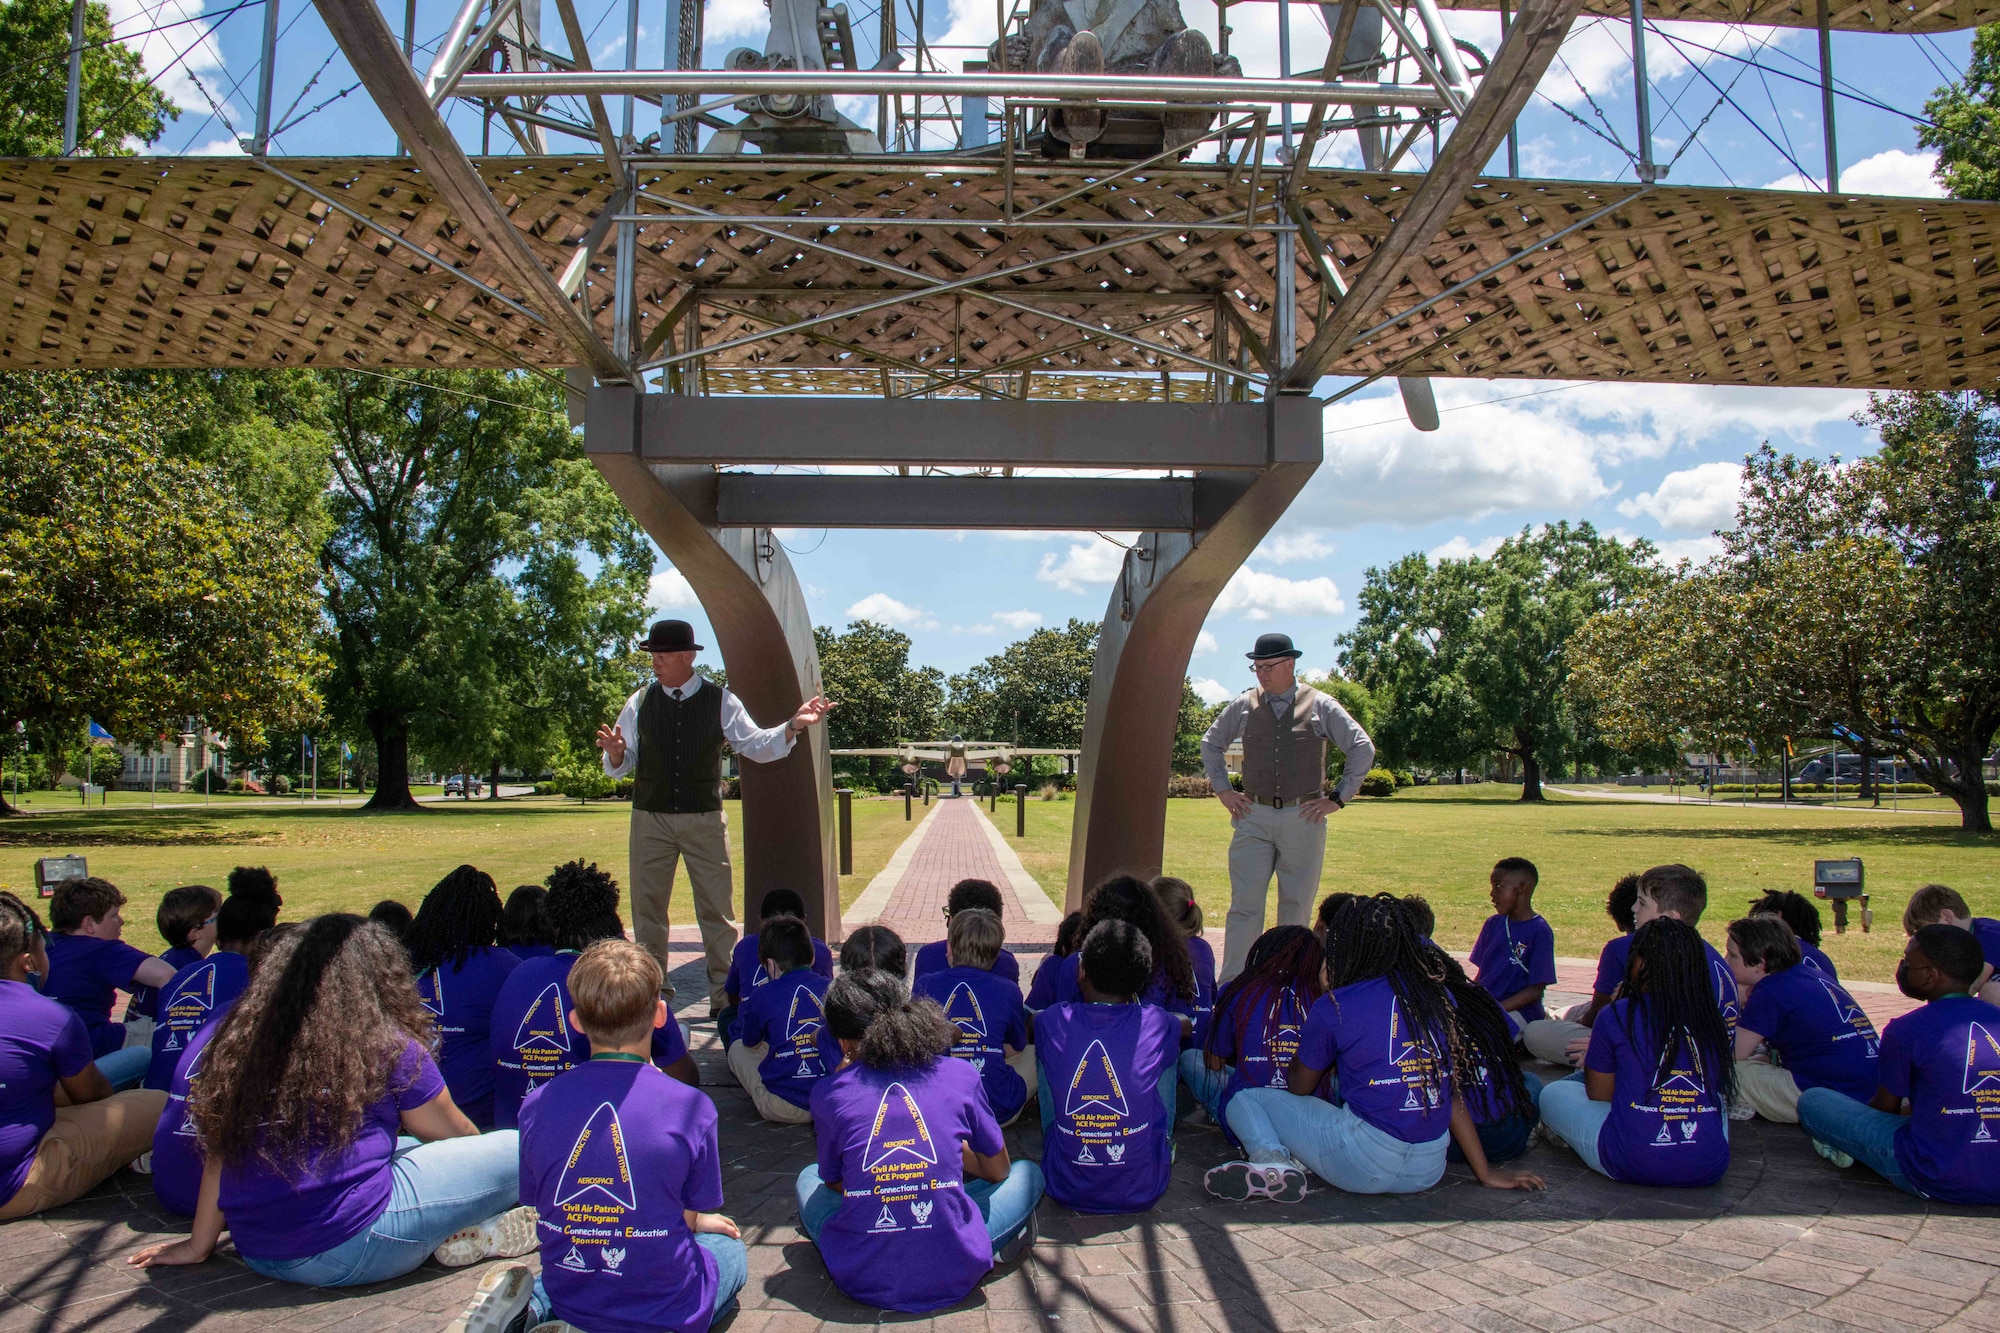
129, 1152, 153, 1175
1812, 1139, 1855, 1169
446, 1261, 535, 1333
434, 1206, 540, 1267
1204, 1160, 1308, 1203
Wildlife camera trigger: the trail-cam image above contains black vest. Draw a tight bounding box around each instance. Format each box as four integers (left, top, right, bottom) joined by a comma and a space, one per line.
632, 681, 726, 814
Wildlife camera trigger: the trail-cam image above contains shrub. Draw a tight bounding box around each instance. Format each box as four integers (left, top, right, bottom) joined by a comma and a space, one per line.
1358, 767, 1397, 798
271, 774, 292, 796
1167, 772, 1215, 798
1392, 769, 1414, 788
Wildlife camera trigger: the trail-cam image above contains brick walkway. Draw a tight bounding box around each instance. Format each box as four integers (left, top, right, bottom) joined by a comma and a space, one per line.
851, 795, 1064, 948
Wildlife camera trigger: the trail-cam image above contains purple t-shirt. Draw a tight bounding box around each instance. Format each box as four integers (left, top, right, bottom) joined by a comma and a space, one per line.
1739, 964, 1879, 1100
1025, 953, 1066, 1010
1297, 978, 1453, 1145
808, 1056, 1005, 1312
1612, 936, 1740, 1036
1880, 995, 2000, 1204
152, 1019, 221, 1216
722, 933, 834, 1044
1208, 981, 1315, 1133
520, 1059, 723, 1333
1186, 935, 1218, 1049
1043, 953, 1197, 1030
1593, 934, 1634, 997
417, 946, 521, 1127
146, 952, 249, 1091
913, 939, 1020, 987
1469, 913, 1557, 1023
1799, 941, 1838, 979
508, 943, 557, 962
1036, 1001, 1178, 1214
43, 933, 153, 1056
0, 979, 94, 1207
1585, 999, 1729, 1187
489, 953, 690, 1129
129, 944, 203, 1022
738, 969, 840, 1110
221, 1038, 446, 1260
911, 965, 1031, 1123
1971, 919, 2000, 973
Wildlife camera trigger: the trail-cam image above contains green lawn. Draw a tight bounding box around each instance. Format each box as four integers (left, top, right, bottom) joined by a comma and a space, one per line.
999, 784, 1997, 983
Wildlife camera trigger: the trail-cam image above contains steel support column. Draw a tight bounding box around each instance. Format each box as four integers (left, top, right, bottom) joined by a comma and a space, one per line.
582, 385, 841, 941
1065, 395, 1323, 905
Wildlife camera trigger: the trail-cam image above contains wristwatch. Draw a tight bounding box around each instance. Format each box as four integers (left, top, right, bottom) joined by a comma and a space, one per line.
1327, 791, 1346, 809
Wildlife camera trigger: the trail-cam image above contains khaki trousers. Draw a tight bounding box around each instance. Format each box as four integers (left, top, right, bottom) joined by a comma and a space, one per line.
630, 807, 736, 1009
1523, 1004, 1594, 1067
0, 1090, 167, 1220
1222, 802, 1327, 982
1735, 1056, 1803, 1123
726, 1041, 814, 1125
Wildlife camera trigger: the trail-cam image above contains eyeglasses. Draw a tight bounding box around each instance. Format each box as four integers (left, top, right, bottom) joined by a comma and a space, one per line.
1249, 660, 1291, 672
200, 914, 219, 927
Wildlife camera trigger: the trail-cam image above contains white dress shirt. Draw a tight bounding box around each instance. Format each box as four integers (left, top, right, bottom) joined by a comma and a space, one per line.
1199, 685, 1377, 804
601, 674, 797, 778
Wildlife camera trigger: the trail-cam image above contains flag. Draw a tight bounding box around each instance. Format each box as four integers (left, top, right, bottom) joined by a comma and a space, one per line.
1832, 723, 1865, 747
304, 737, 315, 760
341, 742, 352, 760
1783, 735, 1794, 758
86, 721, 113, 744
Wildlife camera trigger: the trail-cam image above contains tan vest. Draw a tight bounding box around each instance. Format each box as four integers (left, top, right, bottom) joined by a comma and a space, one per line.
1240, 686, 1328, 803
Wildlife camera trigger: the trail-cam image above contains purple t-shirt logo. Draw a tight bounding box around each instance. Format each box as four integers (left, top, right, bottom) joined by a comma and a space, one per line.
860, 1082, 947, 1233
512, 982, 575, 1091
1063, 1039, 1134, 1164
1386, 999, 1444, 1111
1965, 1021, 2000, 1106
417, 969, 445, 1018
1264, 988, 1304, 1086
555, 1101, 639, 1213
785, 986, 829, 1078
941, 984, 989, 1066
1649, 1026, 1715, 1146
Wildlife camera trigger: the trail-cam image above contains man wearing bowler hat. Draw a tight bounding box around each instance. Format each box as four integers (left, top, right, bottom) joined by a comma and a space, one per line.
1200, 632, 1375, 982
596, 619, 836, 1008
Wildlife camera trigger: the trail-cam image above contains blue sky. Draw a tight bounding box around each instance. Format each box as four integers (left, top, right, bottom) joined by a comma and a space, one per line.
98, 0, 1959, 695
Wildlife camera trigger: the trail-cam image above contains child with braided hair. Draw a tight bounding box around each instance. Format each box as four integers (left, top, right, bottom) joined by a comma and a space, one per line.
1537, 916, 1735, 1186
1206, 894, 1544, 1201
1182, 925, 1325, 1135
1153, 876, 1217, 1047
1040, 875, 1197, 1039
406, 866, 521, 1130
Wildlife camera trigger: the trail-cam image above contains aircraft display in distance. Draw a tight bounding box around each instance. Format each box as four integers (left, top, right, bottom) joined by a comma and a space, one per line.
829, 739, 1081, 778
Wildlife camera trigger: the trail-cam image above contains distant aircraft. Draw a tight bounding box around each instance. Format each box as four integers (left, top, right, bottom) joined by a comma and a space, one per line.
830, 736, 1081, 796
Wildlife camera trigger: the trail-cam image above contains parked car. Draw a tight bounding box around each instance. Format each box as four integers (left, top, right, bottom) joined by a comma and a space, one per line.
442, 774, 484, 796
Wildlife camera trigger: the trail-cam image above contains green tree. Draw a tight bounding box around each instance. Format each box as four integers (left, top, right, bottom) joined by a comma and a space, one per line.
1921, 23, 2000, 199
946, 619, 1099, 747
0, 372, 323, 812
814, 620, 945, 784
1341, 523, 1662, 800
313, 369, 651, 811
1172, 680, 1221, 774
0, 0, 177, 155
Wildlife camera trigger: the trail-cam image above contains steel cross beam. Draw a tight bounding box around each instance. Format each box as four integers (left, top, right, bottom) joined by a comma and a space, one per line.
1280, 0, 1586, 389
309, 0, 628, 382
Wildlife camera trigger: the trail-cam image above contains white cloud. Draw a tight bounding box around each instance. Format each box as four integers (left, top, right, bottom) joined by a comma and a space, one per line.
1035, 538, 1127, 594
105, 0, 230, 138
1617, 460, 1744, 531
1194, 630, 1220, 655
992, 609, 1042, 630
1429, 534, 1506, 562
845, 593, 934, 629
1653, 534, 1726, 565
1765, 148, 1944, 198
1191, 677, 1234, 706
1256, 532, 1335, 564
185, 136, 244, 156
648, 568, 697, 611
1213, 568, 1346, 621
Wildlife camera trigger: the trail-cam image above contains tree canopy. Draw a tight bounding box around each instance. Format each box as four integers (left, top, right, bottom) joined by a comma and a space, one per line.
0, 0, 176, 156
946, 618, 1099, 748
1921, 23, 2000, 199
815, 620, 946, 759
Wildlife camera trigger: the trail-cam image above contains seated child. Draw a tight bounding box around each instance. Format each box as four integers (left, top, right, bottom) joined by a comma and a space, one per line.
409, 866, 523, 1129
1210, 895, 1542, 1202
1152, 876, 1216, 1047
912, 908, 1033, 1125
146, 895, 274, 1092
1523, 874, 1639, 1065
913, 879, 1022, 985
1432, 946, 1545, 1166
41, 878, 177, 1090
369, 898, 415, 942
128, 913, 532, 1287
1538, 917, 1733, 1187
1798, 924, 2000, 1204
798, 970, 1043, 1312
490, 860, 695, 1129
151, 918, 289, 1216
729, 917, 841, 1124
1312, 893, 1357, 939
0, 893, 166, 1222
1040, 876, 1197, 1039
720, 888, 833, 1044
1035, 921, 1180, 1214
1402, 895, 1436, 940
1182, 925, 1324, 1135
1903, 884, 2000, 1003
1747, 890, 1837, 978
499, 885, 556, 961
495, 939, 746, 1333
226, 865, 283, 914
1025, 911, 1084, 1011
126, 885, 222, 1043
1725, 915, 1877, 1124
840, 925, 906, 976
1469, 857, 1556, 1036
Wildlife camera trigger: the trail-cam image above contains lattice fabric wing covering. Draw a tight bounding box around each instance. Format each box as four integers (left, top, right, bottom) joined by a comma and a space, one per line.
1, 156, 1998, 393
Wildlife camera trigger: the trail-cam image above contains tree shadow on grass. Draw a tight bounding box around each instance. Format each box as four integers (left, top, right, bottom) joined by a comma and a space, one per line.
1561, 822, 1992, 851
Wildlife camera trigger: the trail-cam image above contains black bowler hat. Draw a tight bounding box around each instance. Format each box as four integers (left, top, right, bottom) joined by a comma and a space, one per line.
1246, 632, 1304, 661
639, 619, 704, 653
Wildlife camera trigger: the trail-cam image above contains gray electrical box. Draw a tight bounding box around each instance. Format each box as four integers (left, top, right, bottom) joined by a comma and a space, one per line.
1813, 858, 1865, 900
34, 855, 86, 899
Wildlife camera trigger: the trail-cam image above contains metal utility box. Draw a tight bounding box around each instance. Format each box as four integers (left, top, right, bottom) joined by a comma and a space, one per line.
34, 855, 86, 899
1812, 858, 1870, 934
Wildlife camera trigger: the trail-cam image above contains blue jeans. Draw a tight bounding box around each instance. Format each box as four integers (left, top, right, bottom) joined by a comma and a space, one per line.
96, 1045, 151, 1092
1039, 1055, 1179, 1142
1797, 1087, 1916, 1195
1536, 1073, 1611, 1176
1224, 1087, 1446, 1194
241, 1131, 521, 1287
529, 1232, 747, 1331
1178, 1049, 1229, 1120
1449, 1070, 1543, 1166
794, 1160, 1044, 1254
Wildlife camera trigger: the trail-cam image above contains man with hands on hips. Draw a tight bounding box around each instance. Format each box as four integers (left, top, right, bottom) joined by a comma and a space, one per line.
597, 619, 837, 1011
1200, 633, 1375, 984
